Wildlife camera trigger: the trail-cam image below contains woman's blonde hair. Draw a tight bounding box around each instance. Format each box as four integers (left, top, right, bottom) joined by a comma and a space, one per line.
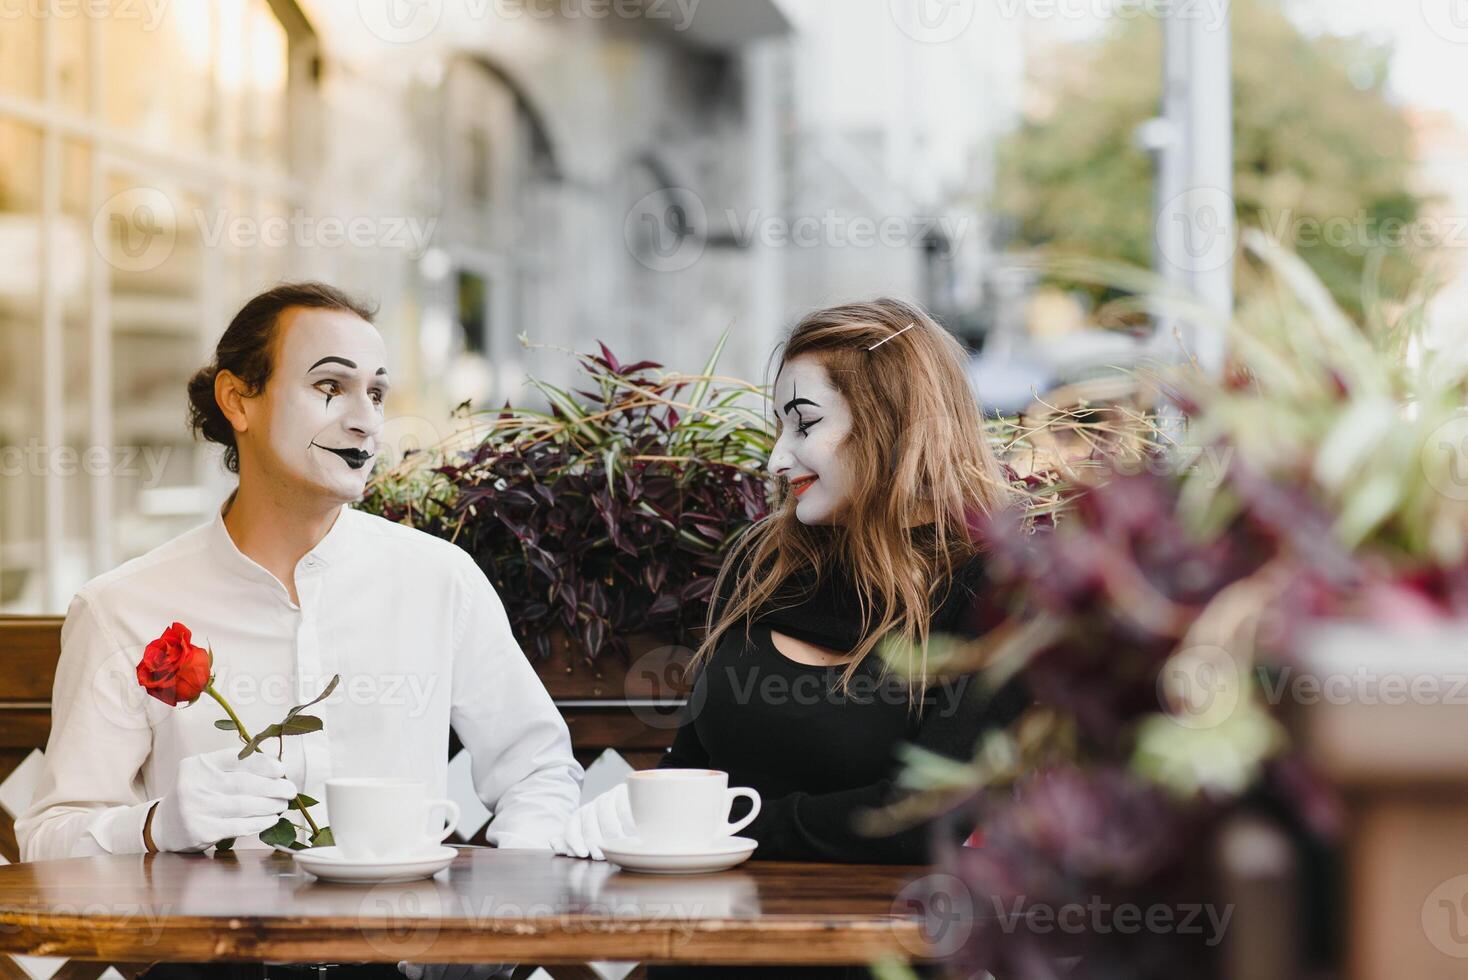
696, 298, 1012, 690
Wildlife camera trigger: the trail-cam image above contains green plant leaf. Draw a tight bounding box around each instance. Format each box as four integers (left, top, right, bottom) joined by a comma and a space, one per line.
214, 837, 235, 852
309, 826, 335, 848
214, 719, 240, 731
288, 794, 320, 810
530, 378, 589, 425
258, 817, 298, 848
282, 675, 340, 725
689, 329, 730, 408
280, 714, 324, 736
237, 723, 283, 759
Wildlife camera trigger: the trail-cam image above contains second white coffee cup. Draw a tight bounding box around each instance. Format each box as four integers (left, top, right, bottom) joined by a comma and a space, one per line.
626, 768, 761, 852
325, 777, 460, 861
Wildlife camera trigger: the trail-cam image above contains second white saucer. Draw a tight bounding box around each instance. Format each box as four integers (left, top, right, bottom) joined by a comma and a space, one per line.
600, 836, 757, 875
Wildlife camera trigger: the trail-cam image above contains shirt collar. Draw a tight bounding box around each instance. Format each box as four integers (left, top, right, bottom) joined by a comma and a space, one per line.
306, 503, 357, 567
207, 490, 358, 585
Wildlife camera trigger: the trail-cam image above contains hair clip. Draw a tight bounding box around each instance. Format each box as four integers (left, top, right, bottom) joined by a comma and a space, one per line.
867, 322, 915, 351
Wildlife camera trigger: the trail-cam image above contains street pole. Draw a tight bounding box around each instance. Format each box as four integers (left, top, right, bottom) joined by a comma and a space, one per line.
1151, 3, 1234, 377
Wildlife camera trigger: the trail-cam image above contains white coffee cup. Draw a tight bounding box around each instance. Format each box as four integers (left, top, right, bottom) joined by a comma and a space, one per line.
626, 769, 761, 852
325, 777, 460, 861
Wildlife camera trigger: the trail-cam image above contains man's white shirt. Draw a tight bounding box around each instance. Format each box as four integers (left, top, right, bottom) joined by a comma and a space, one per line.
16, 495, 583, 859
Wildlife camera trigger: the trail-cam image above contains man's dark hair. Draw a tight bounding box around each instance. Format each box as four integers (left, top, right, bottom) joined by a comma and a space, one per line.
187, 281, 378, 474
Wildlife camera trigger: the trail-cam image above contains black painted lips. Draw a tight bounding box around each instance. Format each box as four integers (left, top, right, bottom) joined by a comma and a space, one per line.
313, 443, 374, 470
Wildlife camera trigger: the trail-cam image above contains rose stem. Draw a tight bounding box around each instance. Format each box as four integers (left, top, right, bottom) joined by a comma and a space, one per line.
203, 684, 321, 839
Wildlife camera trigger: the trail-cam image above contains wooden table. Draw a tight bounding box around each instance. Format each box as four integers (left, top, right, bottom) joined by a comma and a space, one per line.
0, 847, 943, 969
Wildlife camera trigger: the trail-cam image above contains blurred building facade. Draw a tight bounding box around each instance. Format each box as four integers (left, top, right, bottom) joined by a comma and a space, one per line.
778, 0, 1022, 335
0, 0, 1017, 612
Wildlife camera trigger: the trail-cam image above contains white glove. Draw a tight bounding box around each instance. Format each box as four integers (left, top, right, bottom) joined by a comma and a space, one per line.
550, 784, 635, 861
149, 745, 299, 853
397, 962, 514, 979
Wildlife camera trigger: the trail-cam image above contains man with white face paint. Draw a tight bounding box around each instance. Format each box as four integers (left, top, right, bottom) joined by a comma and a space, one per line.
20, 285, 581, 913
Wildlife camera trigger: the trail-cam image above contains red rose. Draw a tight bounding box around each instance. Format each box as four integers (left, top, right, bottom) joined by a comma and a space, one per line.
136, 622, 213, 706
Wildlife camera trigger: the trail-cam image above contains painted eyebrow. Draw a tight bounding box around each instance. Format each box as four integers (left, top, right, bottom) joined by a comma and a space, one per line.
308, 357, 390, 380
782, 397, 819, 415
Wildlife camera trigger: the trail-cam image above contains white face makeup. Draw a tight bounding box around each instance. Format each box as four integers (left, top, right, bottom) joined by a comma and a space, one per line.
768, 355, 855, 525
248, 307, 389, 504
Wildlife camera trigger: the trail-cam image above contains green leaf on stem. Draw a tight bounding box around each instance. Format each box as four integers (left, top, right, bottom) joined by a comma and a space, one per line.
280, 714, 323, 736
235, 676, 341, 760
309, 826, 334, 848
258, 817, 298, 848
215, 837, 235, 852
282, 675, 340, 726
288, 794, 320, 810
237, 723, 283, 759
214, 719, 239, 731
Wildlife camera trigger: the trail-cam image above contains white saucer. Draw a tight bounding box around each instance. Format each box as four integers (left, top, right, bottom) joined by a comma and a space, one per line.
600, 836, 757, 875
289, 845, 457, 883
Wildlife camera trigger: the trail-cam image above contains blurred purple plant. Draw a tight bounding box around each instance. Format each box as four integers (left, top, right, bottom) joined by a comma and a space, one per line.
937, 765, 1218, 980
922, 464, 1354, 979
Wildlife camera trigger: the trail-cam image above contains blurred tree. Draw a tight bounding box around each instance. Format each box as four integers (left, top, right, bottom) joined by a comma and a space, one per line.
994, 0, 1428, 320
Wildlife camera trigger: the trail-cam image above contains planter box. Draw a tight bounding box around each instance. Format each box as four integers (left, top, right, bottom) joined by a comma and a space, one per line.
1292, 619, 1468, 980
531, 629, 696, 702
529, 629, 696, 773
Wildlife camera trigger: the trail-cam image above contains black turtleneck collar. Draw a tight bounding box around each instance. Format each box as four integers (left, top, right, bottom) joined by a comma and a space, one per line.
748, 529, 982, 654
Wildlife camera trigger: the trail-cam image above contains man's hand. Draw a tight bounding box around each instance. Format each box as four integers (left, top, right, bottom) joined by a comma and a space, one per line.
148, 746, 298, 852
550, 783, 635, 862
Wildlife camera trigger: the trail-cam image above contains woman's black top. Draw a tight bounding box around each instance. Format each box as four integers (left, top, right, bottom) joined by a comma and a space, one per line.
658, 544, 1027, 864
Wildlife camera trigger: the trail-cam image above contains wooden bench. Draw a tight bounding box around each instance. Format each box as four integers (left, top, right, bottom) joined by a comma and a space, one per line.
0, 618, 62, 863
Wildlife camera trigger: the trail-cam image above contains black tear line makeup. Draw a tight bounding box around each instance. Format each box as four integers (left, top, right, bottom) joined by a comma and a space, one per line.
308, 355, 392, 412
783, 382, 821, 437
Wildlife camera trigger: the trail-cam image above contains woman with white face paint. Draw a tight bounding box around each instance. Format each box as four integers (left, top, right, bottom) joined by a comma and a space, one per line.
556, 300, 1028, 977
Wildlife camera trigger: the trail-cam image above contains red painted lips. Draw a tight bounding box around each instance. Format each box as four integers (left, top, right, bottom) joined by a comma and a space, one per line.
790, 474, 818, 497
